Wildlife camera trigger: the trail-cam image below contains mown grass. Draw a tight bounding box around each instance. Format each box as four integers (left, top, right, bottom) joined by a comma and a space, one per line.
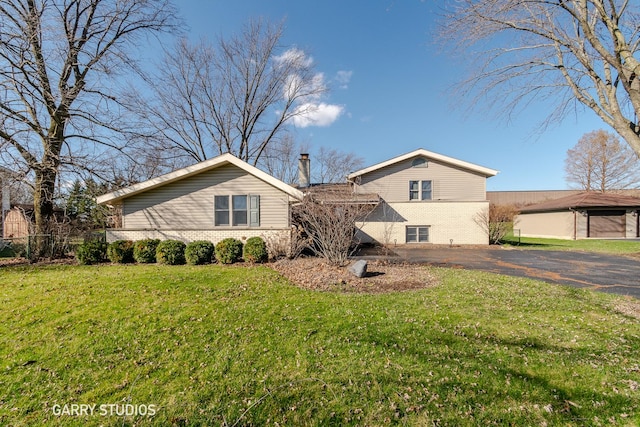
1, 263, 639, 426
502, 235, 640, 255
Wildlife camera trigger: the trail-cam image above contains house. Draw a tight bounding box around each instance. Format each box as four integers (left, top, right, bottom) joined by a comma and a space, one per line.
96, 153, 304, 244
348, 149, 499, 245
515, 192, 640, 239
97, 149, 498, 247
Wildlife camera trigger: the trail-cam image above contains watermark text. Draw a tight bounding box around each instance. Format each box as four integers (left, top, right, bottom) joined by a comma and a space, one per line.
51, 403, 157, 417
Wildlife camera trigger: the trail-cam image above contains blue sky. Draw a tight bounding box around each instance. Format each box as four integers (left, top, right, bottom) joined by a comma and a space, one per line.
173, 0, 607, 191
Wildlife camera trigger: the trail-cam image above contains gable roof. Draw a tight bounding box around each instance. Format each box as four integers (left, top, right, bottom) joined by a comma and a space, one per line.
96, 153, 304, 205
519, 192, 640, 213
347, 148, 499, 181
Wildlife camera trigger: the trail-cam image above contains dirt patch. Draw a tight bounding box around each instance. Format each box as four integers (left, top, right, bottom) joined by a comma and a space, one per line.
0, 257, 77, 267
0, 257, 29, 267
614, 297, 640, 320
269, 257, 439, 293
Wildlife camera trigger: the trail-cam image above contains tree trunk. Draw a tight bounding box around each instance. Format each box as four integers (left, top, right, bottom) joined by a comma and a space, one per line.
32, 161, 58, 258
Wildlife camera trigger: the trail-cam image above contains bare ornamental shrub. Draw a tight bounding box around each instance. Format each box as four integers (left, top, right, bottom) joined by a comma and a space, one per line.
293, 191, 375, 266
263, 227, 309, 260
474, 204, 520, 244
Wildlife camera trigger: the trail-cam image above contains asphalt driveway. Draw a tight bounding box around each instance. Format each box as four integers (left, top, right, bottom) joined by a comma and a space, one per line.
358, 246, 640, 299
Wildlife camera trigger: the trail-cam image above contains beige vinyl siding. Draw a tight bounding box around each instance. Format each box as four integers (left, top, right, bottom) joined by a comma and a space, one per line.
353, 157, 486, 202
515, 211, 577, 240
122, 164, 290, 229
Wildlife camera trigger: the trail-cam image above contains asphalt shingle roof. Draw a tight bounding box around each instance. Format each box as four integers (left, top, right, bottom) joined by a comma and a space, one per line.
519, 191, 640, 213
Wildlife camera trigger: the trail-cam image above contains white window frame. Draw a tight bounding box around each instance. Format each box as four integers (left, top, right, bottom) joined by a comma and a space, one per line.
214, 195, 260, 227
214, 195, 230, 226
406, 226, 430, 243
409, 180, 432, 201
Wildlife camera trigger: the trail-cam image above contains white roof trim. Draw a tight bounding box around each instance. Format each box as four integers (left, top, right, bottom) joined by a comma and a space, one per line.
347, 148, 499, 180
97, 153, 304, 204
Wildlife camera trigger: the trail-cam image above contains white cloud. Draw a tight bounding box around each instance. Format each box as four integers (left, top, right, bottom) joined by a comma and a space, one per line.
335, 70, 353, 89
291, 102, 344, 128
275, 48, 345, 128
274, 47, 314, 68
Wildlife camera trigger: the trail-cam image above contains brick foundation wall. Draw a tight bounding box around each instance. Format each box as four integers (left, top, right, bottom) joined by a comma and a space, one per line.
105, 228, 290, 246
356, 201, 489, 245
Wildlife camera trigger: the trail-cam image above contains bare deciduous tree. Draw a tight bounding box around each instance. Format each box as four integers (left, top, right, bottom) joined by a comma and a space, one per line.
441, 0, 640, 156
259, 139, 365, 186
132, 18, 327, 167
0, 0, 178, 251
313, 146, 365, 184
259, 134, 308, 185
565, 129, 640, 191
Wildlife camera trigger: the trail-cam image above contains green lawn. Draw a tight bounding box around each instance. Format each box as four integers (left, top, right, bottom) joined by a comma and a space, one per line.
502, 235, 640, 255
1, 263, 639, 426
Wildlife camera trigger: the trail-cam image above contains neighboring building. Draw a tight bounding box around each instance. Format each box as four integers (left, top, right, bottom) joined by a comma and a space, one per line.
348, 148, 499, 245
488, 190, 583, 207
488, 189, 640, 207
516, 192, 640, 239
3, 205, 33, 240
96, 153, 304, 244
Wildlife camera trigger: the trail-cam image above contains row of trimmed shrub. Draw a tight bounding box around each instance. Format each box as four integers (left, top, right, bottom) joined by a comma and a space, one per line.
76, 237, 267, 266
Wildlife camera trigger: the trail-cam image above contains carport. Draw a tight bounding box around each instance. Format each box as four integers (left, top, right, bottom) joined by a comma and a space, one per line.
516, 192, 640, 240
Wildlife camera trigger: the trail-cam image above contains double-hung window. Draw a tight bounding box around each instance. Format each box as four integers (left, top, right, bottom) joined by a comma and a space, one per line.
232, 195, 247, 226
406, 226, 429, 243
214, 196, 229, 226
214, 195, 260, 227
409, 180, 432, 201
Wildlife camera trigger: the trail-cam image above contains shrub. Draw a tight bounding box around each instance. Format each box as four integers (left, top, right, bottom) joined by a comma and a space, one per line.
133, 239, 161, 263
185, 240, 215, 265
263, 227, 309, 260
13, 243, 28, 258
106, 240, 134, 263
156, 239, 186, 265
215, 238, 243, 264
75, 239, 107, 265
243, 236, 268, 263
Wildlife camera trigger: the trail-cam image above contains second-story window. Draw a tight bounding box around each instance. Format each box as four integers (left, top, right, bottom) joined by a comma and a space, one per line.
409, 180, 432, 201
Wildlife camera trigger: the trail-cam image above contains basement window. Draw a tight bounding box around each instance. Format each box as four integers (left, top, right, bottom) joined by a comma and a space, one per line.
406, 226, 429, 243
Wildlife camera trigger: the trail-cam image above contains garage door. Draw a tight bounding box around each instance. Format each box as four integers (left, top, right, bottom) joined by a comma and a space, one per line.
588, 210, 626, 237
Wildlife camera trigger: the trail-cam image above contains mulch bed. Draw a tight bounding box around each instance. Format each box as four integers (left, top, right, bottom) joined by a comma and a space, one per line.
269, 257, 439, 294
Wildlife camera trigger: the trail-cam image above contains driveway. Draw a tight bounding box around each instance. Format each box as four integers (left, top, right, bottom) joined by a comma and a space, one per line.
357, 246, 640, 299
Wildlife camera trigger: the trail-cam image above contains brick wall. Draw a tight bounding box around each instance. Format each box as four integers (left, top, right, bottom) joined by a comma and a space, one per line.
356, 201, 489, 245
105, 228, 290, 245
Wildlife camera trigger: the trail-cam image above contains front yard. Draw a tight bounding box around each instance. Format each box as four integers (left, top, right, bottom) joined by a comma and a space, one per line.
1, 261, 639, 426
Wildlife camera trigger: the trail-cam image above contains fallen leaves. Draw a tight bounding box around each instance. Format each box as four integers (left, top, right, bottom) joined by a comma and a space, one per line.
269, 257, 439, 293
